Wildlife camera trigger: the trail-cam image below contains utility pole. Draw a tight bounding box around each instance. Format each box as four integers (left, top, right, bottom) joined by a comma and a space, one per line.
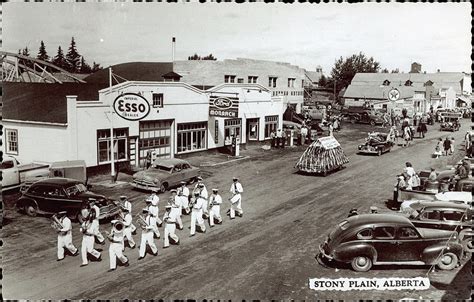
109, 67, 115, 183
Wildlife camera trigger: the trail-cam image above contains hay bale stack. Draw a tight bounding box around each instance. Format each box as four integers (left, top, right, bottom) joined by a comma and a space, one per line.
295, 136, 349, 174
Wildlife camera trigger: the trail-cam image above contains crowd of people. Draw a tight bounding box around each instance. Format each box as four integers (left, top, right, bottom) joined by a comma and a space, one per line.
52, 177, 244, 272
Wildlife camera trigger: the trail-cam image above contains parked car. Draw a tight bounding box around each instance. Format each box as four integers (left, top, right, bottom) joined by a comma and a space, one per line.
342, 107, 384, 126
16, 178, 120, 221
318, 214, 462, 272
439, 113, 461, 132
1, 156, 50, 192
358, 133, 393, 156
406, 201, 473, 252
399, 177, 473, 203
131, 158, 200, 193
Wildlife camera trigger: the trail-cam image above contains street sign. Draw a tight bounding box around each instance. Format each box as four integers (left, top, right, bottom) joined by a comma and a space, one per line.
388, 88, 400, 102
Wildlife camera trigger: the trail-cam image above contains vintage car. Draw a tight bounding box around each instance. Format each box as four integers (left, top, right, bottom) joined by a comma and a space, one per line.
439, 113, 461, 132
16, 178, 120, 221
342, 107, 384, 126
399, 177, 473, 203
358, 132, 393, 156
318, 214, 462, 272
406, 201, 473, 252
131, 158, 200, 193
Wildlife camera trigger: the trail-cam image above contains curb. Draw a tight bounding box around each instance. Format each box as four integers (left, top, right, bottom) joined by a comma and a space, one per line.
200, 156, 251, 167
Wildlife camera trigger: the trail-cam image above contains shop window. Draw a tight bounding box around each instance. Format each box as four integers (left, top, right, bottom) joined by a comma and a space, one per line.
264, 115, 278, 138
97, 128, 128, 164
288, 78, 295, 88
237, 78, 244, 84
248, 76, 258, 84
224, 75, 236, 83
152, 93, 164, 108
269, 77, 277, 88
6, 129, 18, 155
177, 122, 207, 153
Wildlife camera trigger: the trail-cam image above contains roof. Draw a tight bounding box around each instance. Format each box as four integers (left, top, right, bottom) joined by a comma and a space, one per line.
84, 62, 174, 84
162, 71, 182, 79
343, 84, 416, 100
153, 158, 189, 168
305, 70, 322, 83
346, 213, 412, 227
409, 201, 470, 212
2, 82, 104, 124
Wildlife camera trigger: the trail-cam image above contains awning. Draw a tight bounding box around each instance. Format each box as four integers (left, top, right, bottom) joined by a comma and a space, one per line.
456, 95, 470, 104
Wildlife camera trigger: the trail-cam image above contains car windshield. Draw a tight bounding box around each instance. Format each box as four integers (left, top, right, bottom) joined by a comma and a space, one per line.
65, 183, 87, 196
0, 161, 14, 169
153, 165, 173, 172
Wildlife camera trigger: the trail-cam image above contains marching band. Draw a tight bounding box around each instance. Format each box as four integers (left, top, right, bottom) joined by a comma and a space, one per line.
54, 177, 243, 271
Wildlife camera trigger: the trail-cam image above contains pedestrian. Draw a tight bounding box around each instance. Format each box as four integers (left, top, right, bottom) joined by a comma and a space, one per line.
190, 192, 206, 236
428, 168, 437, 181
393, 175, 407, 204
403, 126, 411, 147
177, 181, 190, 215
382, 112, 390, 128
388, 126, 396, 145
121, 206, 136, 249
145, 151, 152, 169
138, 208, 158, 260
443, 137, 451, 156
270, 130, 276, 148
276, 129, 283, 148
80, 214, 102, 267
328, 122, 334, 137
395, 114, 400, 128
163, 205, 180, 248
418, 115, 427, 138
450, 137, 455, 155
208, 188, 223, 227
229, 177, 244, 219
107, 220, 129, 272
404, 162, 420, 190
465, 131, 472, 153
54, 211, 79, 261
462, 157, 471, 177
300, 124, 308, 145
433, 138, 443, 158
168, 189, 183, 230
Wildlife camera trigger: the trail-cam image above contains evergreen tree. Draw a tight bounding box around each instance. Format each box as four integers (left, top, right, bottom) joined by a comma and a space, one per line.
318, 74, 327, 87
65, 37, 81, 73
52, 46, 67, 70
202, 53, 217, 60
37, 40, 49, 62
79, 56, 92, 74
188, 53, 201, 60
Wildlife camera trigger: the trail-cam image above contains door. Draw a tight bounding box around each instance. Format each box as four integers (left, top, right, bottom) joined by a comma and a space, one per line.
395, 226, 424, 261
371, 226, 397, 261
0, 159, 19, 188
246, 118, 259, 141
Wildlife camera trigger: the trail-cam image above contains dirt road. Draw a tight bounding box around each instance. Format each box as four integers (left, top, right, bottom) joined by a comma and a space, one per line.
2, 121, 471, 299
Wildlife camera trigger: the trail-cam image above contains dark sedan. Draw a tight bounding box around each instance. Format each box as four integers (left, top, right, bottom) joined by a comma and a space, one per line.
16, 178, 120, 221
318, 214, 462, 272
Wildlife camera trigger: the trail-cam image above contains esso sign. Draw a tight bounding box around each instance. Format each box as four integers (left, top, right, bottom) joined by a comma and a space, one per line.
113, 93, 151, 121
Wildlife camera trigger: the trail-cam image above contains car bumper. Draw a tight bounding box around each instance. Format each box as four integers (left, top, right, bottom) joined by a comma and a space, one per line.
319, 243, 333, 261
358, 146, 378, 154
131, 182, 159, 192
98, 205, 121, 220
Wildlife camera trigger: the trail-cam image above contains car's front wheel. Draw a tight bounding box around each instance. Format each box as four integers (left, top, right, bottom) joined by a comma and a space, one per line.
351, 256, 372, 272
437, 252, 458, 270
24, 203, 38, 217
462, 238, 473, 253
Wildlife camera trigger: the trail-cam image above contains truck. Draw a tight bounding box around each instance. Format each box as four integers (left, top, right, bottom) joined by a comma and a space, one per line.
1, 156, 50, 192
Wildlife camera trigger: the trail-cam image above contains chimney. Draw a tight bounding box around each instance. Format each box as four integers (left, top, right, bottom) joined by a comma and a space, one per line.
172, 37, 176, 62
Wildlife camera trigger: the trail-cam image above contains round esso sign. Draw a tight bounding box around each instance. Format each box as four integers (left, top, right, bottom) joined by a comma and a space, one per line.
113, 93, 151, 121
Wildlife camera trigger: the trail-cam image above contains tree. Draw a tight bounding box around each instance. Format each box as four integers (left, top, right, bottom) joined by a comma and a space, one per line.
22, 47, 30, 57
391, 68, 400, 73
188, 53, 201, 60
91, 62, 102, 72
79, 56, 92, 74
37, 40, 49, 62
202, 53, 217, 60
52, 46, 67, 70
329, 52, 381, 94
318, 74, 328, 87
381, 68, 389, 73
65, 37, 81, 73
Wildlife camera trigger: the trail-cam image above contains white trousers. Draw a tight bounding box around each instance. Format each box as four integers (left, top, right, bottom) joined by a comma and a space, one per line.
164, 223, 179, 247
209, 205, 222, 226
109, 242, 128, 269
139, 231, 157, 257
171, 208, 183, 229
152, 224, 161, 238
180, 196, 189, 209
190, 209, 206, 235
230, 194, 243, 218
123, 227, 135, 247
57, 233, 77, 259
81, 235, 101, 265
92, 220, 105, 243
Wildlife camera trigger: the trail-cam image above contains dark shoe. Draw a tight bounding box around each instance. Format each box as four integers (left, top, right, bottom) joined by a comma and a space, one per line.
124, 260, 130, 267
152, 251, 158, 256
108, 268, 116, 272
72, 250, 79, 256
138, 256, 144, 261
80, 263, 88, 267
130, 244, 136, 249
210, 225, 214, 228
57, 258, 64, 262
190, 234, 195, 237
157, 223, 163, 228
99, 240, 106, 246
97, 255, 102, 262
132, 231, 137, 235
176, 241, 180, 245
163, 246, 169, 249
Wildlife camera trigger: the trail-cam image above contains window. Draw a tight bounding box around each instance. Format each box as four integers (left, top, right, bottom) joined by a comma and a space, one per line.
442, 211, 464, 222
152, 93, 164, 108
264, 115, 278, 138
288, 78, 295, 88
398, 227, 419, 239
6, 129, 18, 155
421, 210, 441, 220
248, 76, 258, 84
357, 229, 373, 240
405, 80, 413, 86
224, 75, 236, 83
177, 122, 207, 153
268, 77, 277, 88
461, 183, 472, 192
373, 226, 395, 239
97, 128, 128, 164
237, 78, 244, 84
1, 160, 14, 169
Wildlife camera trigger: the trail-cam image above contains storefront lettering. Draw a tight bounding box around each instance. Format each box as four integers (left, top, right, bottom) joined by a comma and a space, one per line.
209, 109, 237, 117
113, 93, 151, 121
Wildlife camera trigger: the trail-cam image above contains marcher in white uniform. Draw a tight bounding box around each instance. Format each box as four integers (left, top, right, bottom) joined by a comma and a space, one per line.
89, 198, 105, 244
55, 211, 79, 261
168, 189, 183, 230
229, 177, 244, 219
149, 193, 163, 226
119, 195, 136, 234
146, 198, 161, 239
190, 192, 206, 236
138, 209, 158, 260
107, 220, 130, 272
80, 216, 102, 267
121, 207, 136, 249
208, 189, 223, 227
178, 181, 190, 214
163, 205, 180, 248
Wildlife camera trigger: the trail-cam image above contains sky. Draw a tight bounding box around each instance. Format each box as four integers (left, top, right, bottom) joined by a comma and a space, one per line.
3, 2, 472, 75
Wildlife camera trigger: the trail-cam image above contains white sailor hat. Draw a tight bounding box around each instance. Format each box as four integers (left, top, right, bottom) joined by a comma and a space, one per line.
197, 176, 203, 181
145, 197, 153, 203
57, 211, 68, 216
119, 195, 127, 200
170, 189, 177, 193
180, 181, 187, 185
232, 177, 239, 181
212, 188, 219, 193
165, 204, 172, 209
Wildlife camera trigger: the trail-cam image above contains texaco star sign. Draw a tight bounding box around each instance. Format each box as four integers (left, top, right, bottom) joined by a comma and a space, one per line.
388, 88, 400, 101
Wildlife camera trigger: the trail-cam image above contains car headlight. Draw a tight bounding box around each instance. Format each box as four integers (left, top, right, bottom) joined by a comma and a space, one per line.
153, 179, 160, 185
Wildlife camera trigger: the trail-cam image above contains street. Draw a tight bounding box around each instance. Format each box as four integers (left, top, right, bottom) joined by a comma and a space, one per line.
2, 121, 471, 300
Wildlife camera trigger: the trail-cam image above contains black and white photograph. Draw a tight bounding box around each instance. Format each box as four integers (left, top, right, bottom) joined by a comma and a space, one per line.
0, 1, 472, 300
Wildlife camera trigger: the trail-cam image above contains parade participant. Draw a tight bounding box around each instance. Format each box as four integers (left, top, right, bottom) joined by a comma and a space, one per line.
208, 188, 223, 227
403, 126, 411, 147
450, 137, 455, 155
393, 175, 407, 204
433, 138, 443, 158
88, 198, 105, 245
300, 124, 308, 145
80, 214, 102, 267
428, 168, 437, 181
121, 206, 136, 249
146, 197, 161, 238
53, 211, 78, 261
138, 208, 158, 260
443, 137, 451, 156
163, 205, 180, 248
177, 181, 190, 214
190, 192, 206, 236
465, 131, 472, 153
168, 189, 183, 230
120, 195, 136, 234
107, 220, 129, 272
229, 177, 244, 219
404, 162, 420, 190
193, 178, 208, 217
